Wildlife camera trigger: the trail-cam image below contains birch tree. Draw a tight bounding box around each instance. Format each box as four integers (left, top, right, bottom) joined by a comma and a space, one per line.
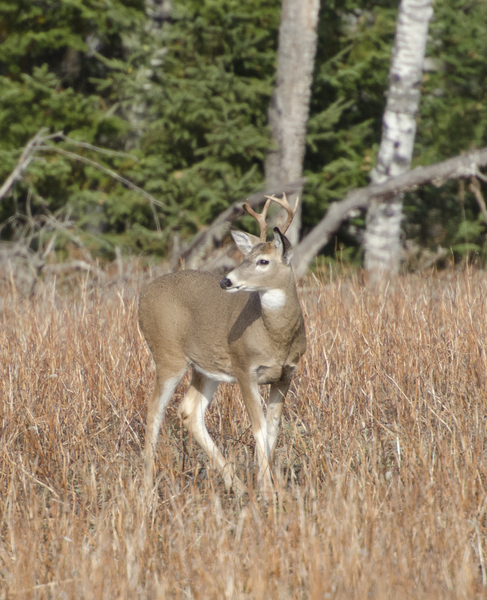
364, 0, 434, 279
265, 0, 320, 245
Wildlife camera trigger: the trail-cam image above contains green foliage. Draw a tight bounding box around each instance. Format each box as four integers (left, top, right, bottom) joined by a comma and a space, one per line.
420, 0, 487, 160
135, 0, 280, 238
303, 0, 487, 260
1, 0, 487, 262
303, 1, 398, 235
450, 213, 487, 261
0, 0, 280, 256
0, 0, 151, 256
402, 0, 487, 259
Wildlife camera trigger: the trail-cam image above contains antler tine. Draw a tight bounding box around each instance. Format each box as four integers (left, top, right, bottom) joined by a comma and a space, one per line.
243, 197, 273, 242
264, 193, 300, 235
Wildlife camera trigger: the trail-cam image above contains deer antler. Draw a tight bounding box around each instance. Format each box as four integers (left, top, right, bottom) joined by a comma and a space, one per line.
243, 194, 300, 241
243, 197, 272, 242
264, 193, 300, 235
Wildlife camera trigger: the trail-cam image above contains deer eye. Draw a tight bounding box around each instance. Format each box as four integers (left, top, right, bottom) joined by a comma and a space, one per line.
257, 259, 269, 266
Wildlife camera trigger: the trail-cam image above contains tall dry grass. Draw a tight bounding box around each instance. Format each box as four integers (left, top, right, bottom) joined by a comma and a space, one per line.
0, 266, 486, 599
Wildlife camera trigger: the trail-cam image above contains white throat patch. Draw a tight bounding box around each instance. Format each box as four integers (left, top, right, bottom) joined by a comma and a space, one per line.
260, 289, 286, 310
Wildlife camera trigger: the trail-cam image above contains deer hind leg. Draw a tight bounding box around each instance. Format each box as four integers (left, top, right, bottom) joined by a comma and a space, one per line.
143, 362, 187, 489
178, 369, 247, 496
266, 367, 295, 461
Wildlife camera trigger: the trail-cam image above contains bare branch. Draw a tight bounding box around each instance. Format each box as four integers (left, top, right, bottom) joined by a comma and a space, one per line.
293, 147, 487, 278
0, 129, 49, 201
469, 177, 487, 224
0, 130, 164, 234
55, 133, 138, 160
38, 145, 163, 232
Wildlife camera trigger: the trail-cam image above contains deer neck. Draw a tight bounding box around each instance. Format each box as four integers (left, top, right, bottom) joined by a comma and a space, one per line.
260, 289, 287, 311
258, 279, 302, 343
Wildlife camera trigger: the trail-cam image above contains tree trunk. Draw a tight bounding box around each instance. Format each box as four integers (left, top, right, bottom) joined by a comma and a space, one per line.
123, 0, 172, 150
266, 0, 320, 245
364, 0, 433, 279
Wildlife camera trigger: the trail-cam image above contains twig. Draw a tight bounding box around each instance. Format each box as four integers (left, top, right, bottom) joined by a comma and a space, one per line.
469, 177, 487, 224
56, 133, 138, 160
0, 129, 164, 234
0, 129, 49, 200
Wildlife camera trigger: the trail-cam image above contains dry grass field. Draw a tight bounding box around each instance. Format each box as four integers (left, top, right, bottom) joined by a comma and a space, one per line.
1, 264, 486, 599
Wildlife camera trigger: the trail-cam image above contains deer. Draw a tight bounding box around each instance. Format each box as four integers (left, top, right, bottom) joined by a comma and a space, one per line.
138, 194, 306, 495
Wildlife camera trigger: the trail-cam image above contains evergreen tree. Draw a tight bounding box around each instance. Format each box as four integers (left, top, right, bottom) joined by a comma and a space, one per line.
134, 0, 280, 241
1, 0, 487, 264
0, 0, 149, 255
303, 1, 398, 237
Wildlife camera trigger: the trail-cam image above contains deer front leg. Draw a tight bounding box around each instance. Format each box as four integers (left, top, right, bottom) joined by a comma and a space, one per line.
237, 373, 273, 495
178, 370, 247, 496
266, 366, 295, 461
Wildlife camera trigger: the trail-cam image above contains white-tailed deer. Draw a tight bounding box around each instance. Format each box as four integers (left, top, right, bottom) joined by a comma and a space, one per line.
138, 195, 306, 494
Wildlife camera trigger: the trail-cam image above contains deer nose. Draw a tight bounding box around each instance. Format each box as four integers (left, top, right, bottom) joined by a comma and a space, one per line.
220, 277, 232, 290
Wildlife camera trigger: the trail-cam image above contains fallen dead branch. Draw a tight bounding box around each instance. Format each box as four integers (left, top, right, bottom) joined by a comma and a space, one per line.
292, 147, 487, 277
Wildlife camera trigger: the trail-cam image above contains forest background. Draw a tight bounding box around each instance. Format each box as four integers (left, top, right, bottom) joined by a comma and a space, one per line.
1, 0, 487, 268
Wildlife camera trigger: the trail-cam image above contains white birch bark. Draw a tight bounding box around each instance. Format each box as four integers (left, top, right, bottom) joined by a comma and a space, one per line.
266, 0, 320, 245
364, 0, 433, 278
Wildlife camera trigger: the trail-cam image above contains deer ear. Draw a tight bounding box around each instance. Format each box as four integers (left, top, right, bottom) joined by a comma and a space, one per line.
231, 229, 261, 256
273, 227, 293, 265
